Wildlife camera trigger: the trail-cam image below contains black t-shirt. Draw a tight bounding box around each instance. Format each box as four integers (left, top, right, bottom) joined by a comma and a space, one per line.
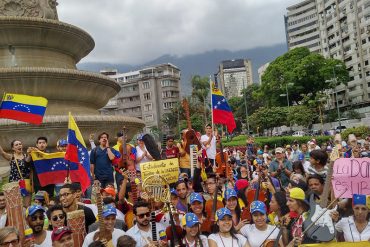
77, 205, 96, 232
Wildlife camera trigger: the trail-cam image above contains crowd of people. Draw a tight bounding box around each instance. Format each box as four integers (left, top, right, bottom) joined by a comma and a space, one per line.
0, 125, 369, 247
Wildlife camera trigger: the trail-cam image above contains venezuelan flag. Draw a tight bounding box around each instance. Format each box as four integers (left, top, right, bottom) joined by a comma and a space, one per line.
65, 113, 91, 192
0, 93, 47, 125
30, 151, 70, 186
212, 87, 236, 133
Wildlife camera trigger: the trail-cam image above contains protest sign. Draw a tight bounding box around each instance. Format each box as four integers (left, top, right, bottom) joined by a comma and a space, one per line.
332, 158, 370, 198
300, 241, 369, 247
140, 158, 179, 184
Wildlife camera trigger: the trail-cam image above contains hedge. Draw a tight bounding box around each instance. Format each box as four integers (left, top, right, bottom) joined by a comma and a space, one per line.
222, 135, 332, 148
341, 126, 370, 140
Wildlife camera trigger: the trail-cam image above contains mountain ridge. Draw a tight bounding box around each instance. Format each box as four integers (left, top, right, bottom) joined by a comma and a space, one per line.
77, 43, 288, 94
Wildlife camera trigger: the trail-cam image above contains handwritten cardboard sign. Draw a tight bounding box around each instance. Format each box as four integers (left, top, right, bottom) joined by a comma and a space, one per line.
332, 158, 370, 198
140, 158, 179, 184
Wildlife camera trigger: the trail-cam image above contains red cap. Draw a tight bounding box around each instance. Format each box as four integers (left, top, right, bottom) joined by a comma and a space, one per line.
101, 187, 116, 197
51, 226, 72, 242
235, 179, 249, 191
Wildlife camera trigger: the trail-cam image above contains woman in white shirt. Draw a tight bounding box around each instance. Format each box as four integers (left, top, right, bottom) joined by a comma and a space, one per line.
331, 194, 370, 242
135, 134, 153, 171
239, 201, 283, 247
208, 208, 247, 247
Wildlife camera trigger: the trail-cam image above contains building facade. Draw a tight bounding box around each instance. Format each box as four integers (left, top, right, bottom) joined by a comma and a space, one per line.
100, 63, 181, 133
216, 59, 253, 99
257, 62, 270, 83
285, 0, 370, 113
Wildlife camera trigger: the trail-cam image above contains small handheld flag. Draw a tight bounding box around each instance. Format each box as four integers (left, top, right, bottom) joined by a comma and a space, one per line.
0, 93, 47, 125
65, 113, 91, 192
212, 87, 236, 133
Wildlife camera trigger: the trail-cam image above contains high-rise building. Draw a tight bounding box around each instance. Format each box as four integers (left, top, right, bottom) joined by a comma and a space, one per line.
258, 62, 270, 83
100, 63, 181, 133
285, 0, 321, 53
285, 0, 370, 113
216, 59, 253, 99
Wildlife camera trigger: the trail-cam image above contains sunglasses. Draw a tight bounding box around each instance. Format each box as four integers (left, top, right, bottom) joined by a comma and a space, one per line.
137, 212, 151, 219
52, 214, 65, 221
31, 215, 45, 221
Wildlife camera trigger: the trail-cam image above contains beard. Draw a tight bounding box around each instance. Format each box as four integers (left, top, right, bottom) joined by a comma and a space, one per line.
138, 219, 150, 227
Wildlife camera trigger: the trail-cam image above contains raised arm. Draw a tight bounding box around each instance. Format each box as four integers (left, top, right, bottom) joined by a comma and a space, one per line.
0, 145, 12, 161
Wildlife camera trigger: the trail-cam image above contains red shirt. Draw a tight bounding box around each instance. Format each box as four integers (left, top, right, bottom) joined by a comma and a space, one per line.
165, 145, 179, 159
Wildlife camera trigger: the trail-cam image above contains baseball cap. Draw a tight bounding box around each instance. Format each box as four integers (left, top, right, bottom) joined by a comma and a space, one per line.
170, 188, 178, 196
26, 205, 45, 217
298, 153, 305, 161
58, 139, 68, 147
102, 205, 117, 218
225, 188, 238, 200
289, 187, 306, 200
189, 193, 203, 204
285, 145, 292, 150
216, 208, 232, 221
182, 213, 200, 227
250, 201, 266, 215
136, 134, 143, 140
257, 150, 263, 155
275, 147, 284, 153
35, 190, 47, 201
51, 226, 72, 242
101, 187, 116, 197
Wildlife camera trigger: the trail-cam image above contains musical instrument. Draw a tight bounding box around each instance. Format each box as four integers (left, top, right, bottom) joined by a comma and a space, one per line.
302, 145, 340, 242
93, 182, 113, 246
190, 144, 198, 177
67, 210, 86, 247
142, 174, 171, 242
214, 128, 230, 178
118, 126, 134, 170
142, 133, 162, 160
182, 99, 201, 154
164, 202, 184, 247
205, 177, 224, 231
263, 239, 283, 247
124, 170, 140, 229
243, 174, 266, 221
3, 182, 26, 245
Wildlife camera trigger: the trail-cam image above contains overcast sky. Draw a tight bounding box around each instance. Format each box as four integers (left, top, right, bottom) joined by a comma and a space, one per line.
58, 0, 299, 65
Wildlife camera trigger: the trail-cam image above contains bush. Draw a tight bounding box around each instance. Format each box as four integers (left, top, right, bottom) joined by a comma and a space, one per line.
223, 135, 331, 148
341, 126, 370, 140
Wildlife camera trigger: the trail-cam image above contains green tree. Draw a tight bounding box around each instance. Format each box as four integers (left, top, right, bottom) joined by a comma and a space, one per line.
191, 75, 210, 126
260, 47, 349, 107
287, 105, 315, 128
249, 107, 288, 135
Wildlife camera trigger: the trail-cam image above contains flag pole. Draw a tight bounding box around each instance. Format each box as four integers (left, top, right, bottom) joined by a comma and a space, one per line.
209, 75, 214, 131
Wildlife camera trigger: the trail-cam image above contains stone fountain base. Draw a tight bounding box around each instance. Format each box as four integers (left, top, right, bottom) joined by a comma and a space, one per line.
0, 115, 145, 167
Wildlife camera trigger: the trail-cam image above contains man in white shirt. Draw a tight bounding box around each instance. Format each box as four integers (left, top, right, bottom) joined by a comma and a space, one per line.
26, 205, 52, 247
82, 205, 126, 247
126, 201, 166, 247
200, 124, 216, 174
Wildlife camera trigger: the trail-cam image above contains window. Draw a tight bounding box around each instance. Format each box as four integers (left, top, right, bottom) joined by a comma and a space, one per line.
161, 79, 176, 87
163, 102, 175, 109
144, 115, 154, 122
162, 91, 178, 98
144, 103, 152, 111
144, 93, 151, 101
142, 81, 150, 89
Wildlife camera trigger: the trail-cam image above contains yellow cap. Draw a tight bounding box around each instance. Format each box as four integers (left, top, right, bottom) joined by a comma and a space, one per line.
289, 187, 305, 200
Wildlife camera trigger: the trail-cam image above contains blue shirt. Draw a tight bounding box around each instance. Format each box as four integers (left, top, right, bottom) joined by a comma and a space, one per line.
268, 159, 293, 188
90, 146, 114, 180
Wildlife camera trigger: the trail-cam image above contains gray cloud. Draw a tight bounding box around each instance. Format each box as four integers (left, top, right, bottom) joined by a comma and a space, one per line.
57, 0, 298, 64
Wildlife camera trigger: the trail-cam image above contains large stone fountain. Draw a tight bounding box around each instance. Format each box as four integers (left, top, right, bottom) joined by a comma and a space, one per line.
0, 0, 145, 156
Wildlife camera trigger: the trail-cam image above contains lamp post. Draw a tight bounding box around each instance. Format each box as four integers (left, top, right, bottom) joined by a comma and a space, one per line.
242, 79, 250, 135
280, 82, 294, 132
326, 64, 342, 132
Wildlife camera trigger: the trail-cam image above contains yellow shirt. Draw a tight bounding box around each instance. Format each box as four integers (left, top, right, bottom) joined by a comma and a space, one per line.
177, 143, 190, 169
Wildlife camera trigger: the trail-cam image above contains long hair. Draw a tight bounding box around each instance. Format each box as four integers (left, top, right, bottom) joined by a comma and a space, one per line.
182, 226, 204, 247
213, 221, 238, 240
273, 191, 290, 216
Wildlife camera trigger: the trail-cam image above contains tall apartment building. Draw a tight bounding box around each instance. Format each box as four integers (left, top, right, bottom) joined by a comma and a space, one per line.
285, 0, 321, 53
100, 63, 181, 133
285, 0, 370, 113
216, 59, 253, 99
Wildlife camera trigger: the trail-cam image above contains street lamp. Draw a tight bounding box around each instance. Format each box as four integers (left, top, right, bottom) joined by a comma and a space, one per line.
280, 83, 294, 132
325, 64, 343, 132
242, 79, 250, 135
